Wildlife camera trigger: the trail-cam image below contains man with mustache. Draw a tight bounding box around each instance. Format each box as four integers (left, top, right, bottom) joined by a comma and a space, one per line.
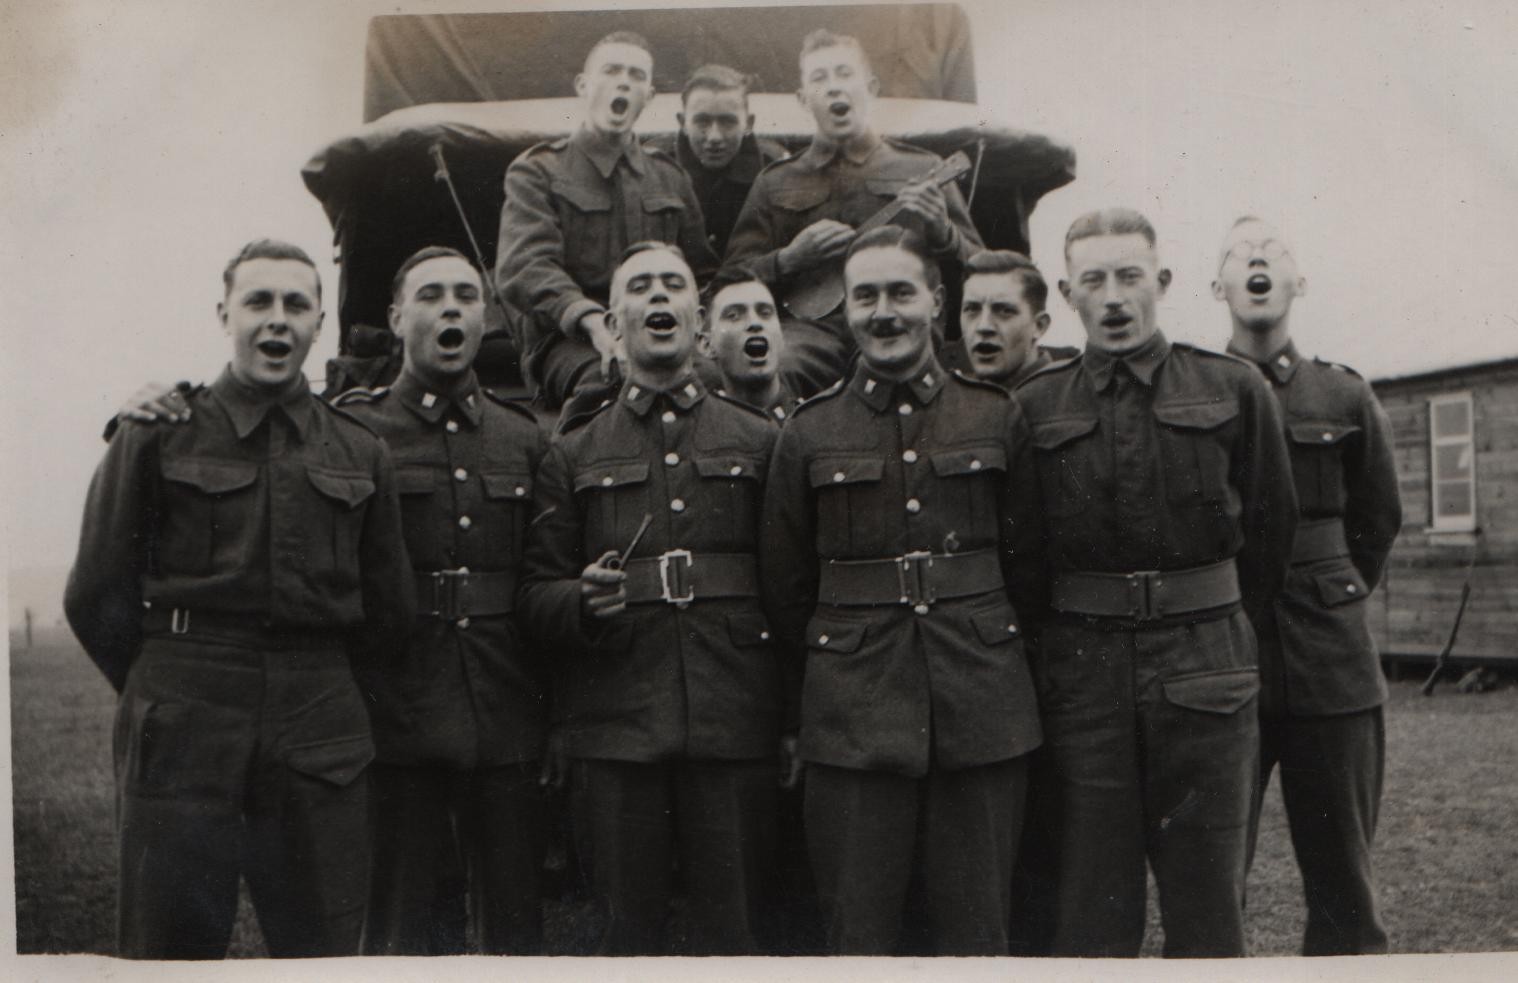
723, 29, 984, 398
1215, 217, 1400, 955
65, 239, 414, 958
520, 242, 785, 955
761, 227, 1045, 955
654, 64, 788, 258
335, 247, 551, 955
1015, 208, 1297, 957
496, 31, 718, 409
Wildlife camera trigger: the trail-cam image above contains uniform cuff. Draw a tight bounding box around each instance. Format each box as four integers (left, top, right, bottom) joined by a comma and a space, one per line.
559, 300, 605, 338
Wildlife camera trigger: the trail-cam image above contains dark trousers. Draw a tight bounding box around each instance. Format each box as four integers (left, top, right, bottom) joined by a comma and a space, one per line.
363, 761, 546, 955
1248, 707, 1388, 955
114, 636, 373, 959
569, 757, 776, 955
1006, 746, 1058, 956
1038, 615, 1260, 957
804, 757, 1027, 955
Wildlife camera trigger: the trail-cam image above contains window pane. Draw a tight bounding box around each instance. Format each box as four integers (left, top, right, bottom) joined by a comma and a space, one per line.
1433, 399, 1471, 439
1436, 480, 1473, 517
1435, 442, 1474, 480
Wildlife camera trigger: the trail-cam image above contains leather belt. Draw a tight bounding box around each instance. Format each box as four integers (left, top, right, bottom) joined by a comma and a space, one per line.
623, 551, 759, 605
819, 549, 1003, 611
1291, 518, 1350, 564
141, 606, 345, 648
415, 569, 516, 619
1050, 558, 1240, 621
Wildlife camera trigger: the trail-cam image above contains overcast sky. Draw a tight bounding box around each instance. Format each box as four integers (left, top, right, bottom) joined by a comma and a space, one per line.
4, 0, 1517, 577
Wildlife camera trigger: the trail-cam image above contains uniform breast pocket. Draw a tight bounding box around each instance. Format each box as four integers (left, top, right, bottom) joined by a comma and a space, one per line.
551, 180, 612, 280
395, 465, 439, 545
480, 470, 534, 558
1030, 417, 1100, 519
640, 193, 687, 244
929, 444, 1006, 532
573, 461, 651, 553
1288, 421, 1360, 512
1153, 400, 1238, 508
304, 465, 376, 574
694, 455, 764, 547
771, 183, 830, 232
159, 457, 259, 575
807, 456, 885, 556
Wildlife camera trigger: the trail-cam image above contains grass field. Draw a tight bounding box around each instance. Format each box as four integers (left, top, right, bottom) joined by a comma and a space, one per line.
10, 626, 1518, 956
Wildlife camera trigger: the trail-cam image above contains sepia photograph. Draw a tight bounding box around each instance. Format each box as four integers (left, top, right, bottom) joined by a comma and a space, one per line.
4, 0, 1517, 978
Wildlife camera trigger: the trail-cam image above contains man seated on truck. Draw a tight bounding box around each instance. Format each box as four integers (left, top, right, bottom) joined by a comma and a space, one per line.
496, 30, 718, 409
723, 28, 984, 398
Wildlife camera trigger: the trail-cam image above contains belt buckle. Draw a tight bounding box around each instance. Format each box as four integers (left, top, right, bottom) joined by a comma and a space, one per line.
1126, 570, 1163, 621
431, 568, 471, 619
897, 551, 936, 609
659, 549, 694, 606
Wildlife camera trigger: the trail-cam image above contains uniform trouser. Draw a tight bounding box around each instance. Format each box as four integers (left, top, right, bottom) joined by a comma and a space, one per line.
804, 757, 1028, 956
569, 757, 776, 955
1248, 707, 1388, 955
363, 761, 546, 955
114, 635, 373, 959
1037, 613, 1260, 957
778, 313, 853, 399
1006, 746, 1058, 956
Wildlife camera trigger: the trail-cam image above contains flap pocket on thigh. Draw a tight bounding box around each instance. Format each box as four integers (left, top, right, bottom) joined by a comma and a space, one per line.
285, 734, 375, 786
1161, 668, 1259, 715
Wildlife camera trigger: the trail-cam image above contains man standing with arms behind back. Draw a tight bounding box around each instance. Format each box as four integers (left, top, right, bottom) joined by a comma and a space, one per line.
1015, 208, 1297, 957
1216, 216, 1400, 955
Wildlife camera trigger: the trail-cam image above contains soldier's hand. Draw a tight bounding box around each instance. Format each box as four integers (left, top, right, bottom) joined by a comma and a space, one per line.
778, 219, 856, 274
778, 734, 803, 789
580, 552, 628, 619
579, 311, 623, 383
895, 180, 952, 247
539, 728, 569, 791
119, 381, 190, 424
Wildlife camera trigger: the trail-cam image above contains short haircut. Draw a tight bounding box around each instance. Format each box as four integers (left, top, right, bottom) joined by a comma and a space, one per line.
798, 28, 871, 74
1063, 207, 1158, 260
1230, 214, 1264, 231
585, 31, 653, 72
619, 240, 686, 266
962, 249, 1048, 313
682, 64, 755, 106
700, 267, 769, 317
390, 245, 476, 303
222, 238, 319, 298
845, 226, 941, 292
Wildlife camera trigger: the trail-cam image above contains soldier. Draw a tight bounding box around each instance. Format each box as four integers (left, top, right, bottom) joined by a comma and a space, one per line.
64, 239, 414, 958
1014, 208, 1297, 957
1215, 216, 1400, 955
723, 29, 984, 398
496, 31, 718, 409
333, 247, 551, 955
761, 226, 1045, 955
949, 249, 1076, 390
519, 242, 785, 954
654, 64, 788, 257
699, 268, 798, 423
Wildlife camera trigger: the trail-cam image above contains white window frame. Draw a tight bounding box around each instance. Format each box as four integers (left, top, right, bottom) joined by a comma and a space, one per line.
1428, 391, 1477, 532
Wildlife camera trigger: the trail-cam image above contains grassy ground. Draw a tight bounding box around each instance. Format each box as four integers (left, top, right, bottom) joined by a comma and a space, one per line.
11, 626, 1518, 956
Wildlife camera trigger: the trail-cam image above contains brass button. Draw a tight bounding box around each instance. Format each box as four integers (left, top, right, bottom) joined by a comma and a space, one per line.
445, 420, 459, 434
1007, 624, 1018, 635
902, 449, 918, 464
458, 515, 472, 530
833, 471, 847, 483
1346, 583, 1358, 594
514, 486, 526, 497
969, 459, 982, 471
898, 403, 913, 416
664, 452, 680, 466
906, 498, 922, 514
670, 498, 686, 513
913, 604, 930, 615
601, 475, 614, 487
1321, 432, 1333, 442
818, 633, 830, 645
760, 630, 771, 641
729, 464, 743, 476
456, 617, 471, 630
453, 468, 468, 482
661, 410, 677, 424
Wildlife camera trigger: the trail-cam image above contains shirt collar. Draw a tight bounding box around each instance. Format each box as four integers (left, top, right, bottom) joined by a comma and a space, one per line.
572, 125, 644, 179
621, 375, 706, 418
210, 365, 313, 441
1227, 338, 1301, 384
849, 357, 946, 413
800, 129, 883, 170
677, 132, 766, 185
393, 370, 483, 427
1082, 330, 1171, 391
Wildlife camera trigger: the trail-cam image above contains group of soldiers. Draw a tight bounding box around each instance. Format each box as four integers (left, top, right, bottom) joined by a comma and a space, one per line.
64, 27, 1401, 960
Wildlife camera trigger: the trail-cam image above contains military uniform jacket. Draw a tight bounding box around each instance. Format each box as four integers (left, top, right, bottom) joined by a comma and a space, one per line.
1229, 341, 1402, 716
722, 134, 984, 313
519, 377, 781, 763
1014, 333, 1298, 629
495, 127, 720, 382
760, 359, 1046, 778
64, 367, 415, 691
337, 371, 550, 768
650, 131, 788, 257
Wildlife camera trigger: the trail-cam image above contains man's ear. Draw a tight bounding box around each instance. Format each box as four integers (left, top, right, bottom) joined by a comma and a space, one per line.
1294, 275, 1308, 298
574, 73, 588, 99
1059, 280, 1074, 309
930, 283, 946, 323
675, 111, 685, 129
217, 301, 228, 334
745, 112, 756, 134
695, 328, 715, 360
868, 74, 881, 97
1211, 278, 1225, 301
604, 310, 623, 341
387, 303, 400, 333
1034, 311, 1051, 338
1157, 268, 1173, 294
795, 87, 808, 111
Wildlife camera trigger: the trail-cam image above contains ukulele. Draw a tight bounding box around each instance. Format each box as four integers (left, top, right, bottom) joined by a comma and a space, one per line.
782, 150, 972, 322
